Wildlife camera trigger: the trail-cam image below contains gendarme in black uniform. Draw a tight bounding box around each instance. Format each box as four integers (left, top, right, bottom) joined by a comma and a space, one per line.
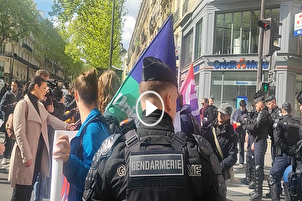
83, 111, 225, 201
243, 90, 271, 201
269, 102, 300, 201
265, 95, 282, 165
83, 56, 226, 201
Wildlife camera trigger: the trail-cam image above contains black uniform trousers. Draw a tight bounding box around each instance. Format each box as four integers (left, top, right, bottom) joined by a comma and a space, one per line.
238, 129, 245, 164
254, 139, 267, 167
246, 134, 255, 180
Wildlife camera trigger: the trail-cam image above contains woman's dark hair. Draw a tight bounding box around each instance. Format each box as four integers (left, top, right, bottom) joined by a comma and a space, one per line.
75, 69, 98, 106
239, 99, 247, 107
23, 76, 46, 96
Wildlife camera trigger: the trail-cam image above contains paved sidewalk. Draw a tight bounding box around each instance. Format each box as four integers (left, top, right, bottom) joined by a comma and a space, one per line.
226, 163, 277, 201
0, 128, 14, 200
226, 140, 286, 201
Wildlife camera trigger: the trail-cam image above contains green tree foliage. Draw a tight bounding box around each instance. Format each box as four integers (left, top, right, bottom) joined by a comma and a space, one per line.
51, 0, 126, 70
32, 19, 85, 79
0, 0, 39, 46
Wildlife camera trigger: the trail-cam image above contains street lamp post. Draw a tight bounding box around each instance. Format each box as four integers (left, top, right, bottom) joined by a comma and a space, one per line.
109, 0, 116, 70
9, 53, 16, 84
26, 64, 30, 82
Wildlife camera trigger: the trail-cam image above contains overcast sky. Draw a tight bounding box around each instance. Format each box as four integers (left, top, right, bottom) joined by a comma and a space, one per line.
33, 0, 140, 50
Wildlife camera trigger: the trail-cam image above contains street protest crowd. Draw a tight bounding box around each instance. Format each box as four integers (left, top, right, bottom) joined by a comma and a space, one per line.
0, 57, 302, 201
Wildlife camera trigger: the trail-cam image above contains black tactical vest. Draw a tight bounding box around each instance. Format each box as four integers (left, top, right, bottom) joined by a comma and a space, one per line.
284, 118, 300, 147
124, 130, 188, 201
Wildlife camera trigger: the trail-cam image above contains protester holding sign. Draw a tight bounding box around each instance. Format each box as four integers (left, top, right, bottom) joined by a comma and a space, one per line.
53, 69, 110, 201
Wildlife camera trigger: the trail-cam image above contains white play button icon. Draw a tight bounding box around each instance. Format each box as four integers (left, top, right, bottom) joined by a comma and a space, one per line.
136, 90, 165, 127
146, 100, 157, 116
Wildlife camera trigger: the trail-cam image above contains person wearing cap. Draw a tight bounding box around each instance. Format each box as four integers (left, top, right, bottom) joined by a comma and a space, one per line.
266, 95, 282, 165
268, 102, 300, 201
243, 90, 271, 201
82, 56, 226, 201
264, 95, 283, 199
204, 102, 238, 183
231, 100, 249, 168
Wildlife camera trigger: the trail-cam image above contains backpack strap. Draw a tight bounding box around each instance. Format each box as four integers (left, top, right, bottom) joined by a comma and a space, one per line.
78, 116, 107, 160
212, 127, 224, 159
171, 131, 187, 150
125, 129, 140, 152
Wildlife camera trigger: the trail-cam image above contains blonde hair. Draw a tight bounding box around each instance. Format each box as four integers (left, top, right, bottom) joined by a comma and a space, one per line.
98, 70, 120, 113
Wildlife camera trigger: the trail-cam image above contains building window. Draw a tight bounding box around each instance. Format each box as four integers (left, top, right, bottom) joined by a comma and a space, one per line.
215, 14, 224, 54
1, 44, 5, 54
214, 8, 279, 55
211, 71, 269, 108
195, 18, 203, 59
182, 29, 193, 67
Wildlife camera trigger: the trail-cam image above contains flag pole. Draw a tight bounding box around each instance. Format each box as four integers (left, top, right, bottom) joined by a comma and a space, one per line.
109, 0, 116, 70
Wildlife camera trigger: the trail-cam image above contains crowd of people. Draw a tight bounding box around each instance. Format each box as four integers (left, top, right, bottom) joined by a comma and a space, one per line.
198, 90, 302, 201
0, 69, 120, 201
0, 56, 302, 201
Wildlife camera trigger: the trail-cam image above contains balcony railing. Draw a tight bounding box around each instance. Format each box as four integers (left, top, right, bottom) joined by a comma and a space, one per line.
22, 43, 33, 53
0, 51, 64, 78
14, 55, 39, 70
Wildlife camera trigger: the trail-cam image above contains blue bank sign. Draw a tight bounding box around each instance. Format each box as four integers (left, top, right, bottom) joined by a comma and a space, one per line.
213, 59, 269, 69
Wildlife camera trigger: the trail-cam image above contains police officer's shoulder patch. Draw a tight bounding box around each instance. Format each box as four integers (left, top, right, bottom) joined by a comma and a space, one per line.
116, 164, 126, 177
91, 133, 122, 169
273, 117, 281, 129
192, 134, 213, 156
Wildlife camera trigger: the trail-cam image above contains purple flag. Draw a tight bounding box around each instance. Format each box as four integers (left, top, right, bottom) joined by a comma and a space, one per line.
105, 15, 177, 126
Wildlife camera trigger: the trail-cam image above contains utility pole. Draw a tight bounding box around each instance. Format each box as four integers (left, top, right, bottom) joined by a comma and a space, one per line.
109, 0, 116, 70
256, 0, 266, 91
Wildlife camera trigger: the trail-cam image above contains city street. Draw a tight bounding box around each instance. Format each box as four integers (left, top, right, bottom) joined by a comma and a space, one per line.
0, 128, 281, 201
